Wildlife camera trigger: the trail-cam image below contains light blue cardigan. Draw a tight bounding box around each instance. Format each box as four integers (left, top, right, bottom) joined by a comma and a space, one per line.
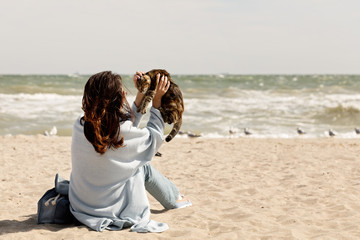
69, 103, 168, 232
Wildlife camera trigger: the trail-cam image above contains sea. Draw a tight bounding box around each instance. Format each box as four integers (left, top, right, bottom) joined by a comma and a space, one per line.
1, 74, 360, 138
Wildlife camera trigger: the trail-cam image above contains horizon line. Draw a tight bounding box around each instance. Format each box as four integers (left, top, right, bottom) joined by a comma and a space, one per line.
1, 72, 360, 76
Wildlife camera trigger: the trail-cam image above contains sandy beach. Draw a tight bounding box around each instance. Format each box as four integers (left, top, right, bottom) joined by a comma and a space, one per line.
1, 135, 360, 239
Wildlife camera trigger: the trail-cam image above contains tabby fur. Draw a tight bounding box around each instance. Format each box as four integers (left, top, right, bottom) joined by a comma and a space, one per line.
136, 69, 184, 142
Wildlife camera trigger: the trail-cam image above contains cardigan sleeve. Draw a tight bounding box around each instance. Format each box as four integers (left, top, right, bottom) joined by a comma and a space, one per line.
115, 106, 165, 164
129, 102, 165, 157
136, 106, 165, 160
131, 102, 143, 128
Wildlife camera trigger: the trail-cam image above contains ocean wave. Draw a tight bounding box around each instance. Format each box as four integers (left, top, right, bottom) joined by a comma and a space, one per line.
0, 93, 82, 120
314, 104, 360, 125
2, 74, 360, 137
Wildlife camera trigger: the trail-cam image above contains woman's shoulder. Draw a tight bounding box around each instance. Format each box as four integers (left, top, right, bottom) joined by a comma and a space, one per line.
73, 115, 84, 131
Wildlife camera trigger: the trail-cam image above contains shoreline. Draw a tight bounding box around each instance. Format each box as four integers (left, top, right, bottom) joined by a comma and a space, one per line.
2, 132, 360, 139
1, 136, 360, 239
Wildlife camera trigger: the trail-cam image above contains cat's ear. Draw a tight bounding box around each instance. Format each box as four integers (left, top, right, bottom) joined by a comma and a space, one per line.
144, 75, 151, 82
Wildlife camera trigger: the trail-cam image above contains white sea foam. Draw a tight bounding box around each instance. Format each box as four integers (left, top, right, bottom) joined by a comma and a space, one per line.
0, 93, 82, 120
180, 90, 360, 138
0, 93, 82, 135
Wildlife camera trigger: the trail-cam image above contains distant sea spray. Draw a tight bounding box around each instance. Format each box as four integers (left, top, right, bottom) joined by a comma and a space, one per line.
1, 74, 360, 138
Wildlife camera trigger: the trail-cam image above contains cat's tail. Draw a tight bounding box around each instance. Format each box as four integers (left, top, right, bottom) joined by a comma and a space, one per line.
165, 119, 182, 142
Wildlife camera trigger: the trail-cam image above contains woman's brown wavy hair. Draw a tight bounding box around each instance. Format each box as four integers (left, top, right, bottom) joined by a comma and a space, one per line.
80, 71, 133, 154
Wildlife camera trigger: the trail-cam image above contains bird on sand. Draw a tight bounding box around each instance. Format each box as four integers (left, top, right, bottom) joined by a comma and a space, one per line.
187, 132, 201, 138
328, 129, 336, 137
355, 128, 360, 134
44, 126, 57, 136
297, 127, 306, 135
178, 130, 201, 138
244, 128, 252, 135
229, 128, 236, 134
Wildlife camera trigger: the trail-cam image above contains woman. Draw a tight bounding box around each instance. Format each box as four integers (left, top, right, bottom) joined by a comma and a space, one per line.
69, 71, 191, 233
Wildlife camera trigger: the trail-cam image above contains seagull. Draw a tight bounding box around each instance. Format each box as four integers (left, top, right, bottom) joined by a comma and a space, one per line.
297, 127, 306, 135
355, 128, 360, 134
187, 132, 201, 138
244, 128, 252, 135
328, 129, 336, 137
44, 126, 57, 136
229, 128, 236, 134
178, 130, 187, 135
178, 130, 201, 138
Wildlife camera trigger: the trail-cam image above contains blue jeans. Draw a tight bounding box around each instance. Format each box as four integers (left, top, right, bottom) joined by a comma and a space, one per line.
142, 164, 179, 209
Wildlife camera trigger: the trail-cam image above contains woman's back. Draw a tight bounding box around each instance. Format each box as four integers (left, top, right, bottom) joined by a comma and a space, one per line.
68, 71, 169, 232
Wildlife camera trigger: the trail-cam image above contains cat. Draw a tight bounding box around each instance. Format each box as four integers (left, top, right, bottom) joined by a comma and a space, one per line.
136, 69, 184, 142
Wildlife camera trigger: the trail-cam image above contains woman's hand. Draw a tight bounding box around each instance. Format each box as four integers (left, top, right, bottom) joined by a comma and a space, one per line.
152, 74, 170, 109
133, 71, 146, 89
133, 71, 145, 108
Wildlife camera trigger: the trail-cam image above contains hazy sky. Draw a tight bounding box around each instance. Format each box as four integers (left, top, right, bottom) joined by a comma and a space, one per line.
0, 0, 359, 74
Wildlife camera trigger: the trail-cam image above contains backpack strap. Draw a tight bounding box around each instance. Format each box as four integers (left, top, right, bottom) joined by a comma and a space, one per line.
44, 194, 61, 206
55, 173, 70, 196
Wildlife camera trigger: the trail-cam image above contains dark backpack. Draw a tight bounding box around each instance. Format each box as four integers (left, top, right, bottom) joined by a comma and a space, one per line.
37, 174, 76, 224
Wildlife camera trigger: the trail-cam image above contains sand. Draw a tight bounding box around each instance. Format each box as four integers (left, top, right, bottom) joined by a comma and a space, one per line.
1, 135, 360, 239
